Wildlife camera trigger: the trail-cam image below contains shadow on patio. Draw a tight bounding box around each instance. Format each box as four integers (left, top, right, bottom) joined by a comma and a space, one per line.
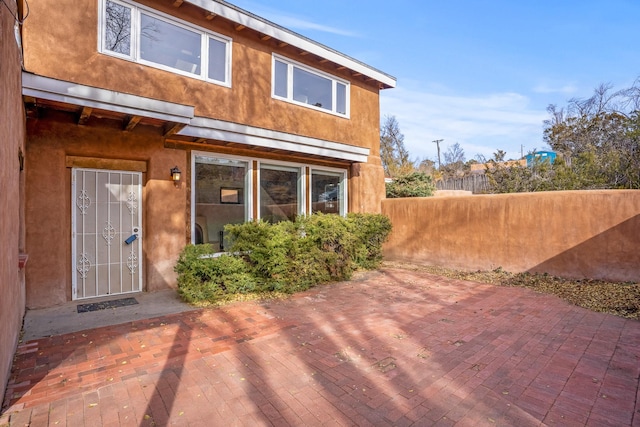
2, 266, 639, 426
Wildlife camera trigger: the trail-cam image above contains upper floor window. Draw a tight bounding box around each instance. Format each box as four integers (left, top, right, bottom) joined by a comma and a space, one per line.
101, 0, 231, 86
272, 54, 349, 117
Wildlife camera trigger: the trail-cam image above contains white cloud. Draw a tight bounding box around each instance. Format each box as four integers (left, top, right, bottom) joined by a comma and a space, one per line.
380, 86, 549, 162
232, 1, 358, 37
271, 15, 359, 37
532, 83, 578, 94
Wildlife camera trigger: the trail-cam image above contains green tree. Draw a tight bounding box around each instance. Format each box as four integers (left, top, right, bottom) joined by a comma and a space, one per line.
489, 79, 640, 193
493, 149, 507, 162
543, 80, 640, 189
380, 115, 415, 177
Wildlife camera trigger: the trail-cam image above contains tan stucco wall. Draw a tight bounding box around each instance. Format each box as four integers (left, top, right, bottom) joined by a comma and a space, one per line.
20, 0, 382, 152
25, 117, 188, 308
382, 191, 640, 282
24, 115, 379, 308
21, 0, 386, 213
0, 1, 27, 402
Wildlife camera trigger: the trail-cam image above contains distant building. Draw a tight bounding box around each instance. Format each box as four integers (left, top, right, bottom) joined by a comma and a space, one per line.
469, 159, 527, 174
525, 151, 557, 167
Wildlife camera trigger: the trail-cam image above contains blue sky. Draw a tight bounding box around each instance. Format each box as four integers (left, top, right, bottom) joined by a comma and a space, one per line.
229, 0, 640, 162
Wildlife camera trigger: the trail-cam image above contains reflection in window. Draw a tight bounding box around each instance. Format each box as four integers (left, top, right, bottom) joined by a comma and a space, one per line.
140, 14, 201, 75
260, 165, 301, 222
293, 67, 332, 110
194, 157, 248, 250
273, 60, 288, 98
336, 82, 347, 115
311, 170, 345, 215
208, 37, 227, 82
100, 0, 231, 85
104, 0, 132, 56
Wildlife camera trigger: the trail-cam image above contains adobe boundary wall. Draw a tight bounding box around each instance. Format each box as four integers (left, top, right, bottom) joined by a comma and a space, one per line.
382, 190, 640, 282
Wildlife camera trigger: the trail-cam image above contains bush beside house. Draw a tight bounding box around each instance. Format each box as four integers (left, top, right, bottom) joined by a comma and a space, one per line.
175, 213, 392, 304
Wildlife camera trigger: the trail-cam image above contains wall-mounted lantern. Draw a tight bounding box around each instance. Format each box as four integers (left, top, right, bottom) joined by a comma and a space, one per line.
170, 166, 181, 187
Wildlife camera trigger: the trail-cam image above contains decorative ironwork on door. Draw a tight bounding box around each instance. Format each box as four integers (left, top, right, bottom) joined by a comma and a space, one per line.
72, 169, 143, 299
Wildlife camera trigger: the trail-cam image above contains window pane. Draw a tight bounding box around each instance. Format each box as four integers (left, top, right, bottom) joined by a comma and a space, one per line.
208, 37, 227, 82
274, 60, 288, 98
105, 1, 132, 56
140, 13, 201, 75
293, 67, 332, 110
260, 166, 300, 222
312, 171, 344, 215
336, 82, 347, 115
195, 157, 248, 251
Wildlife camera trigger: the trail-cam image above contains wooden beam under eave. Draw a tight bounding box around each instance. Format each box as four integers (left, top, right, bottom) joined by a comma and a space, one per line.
164, 122, 186, 137
260, 34, 271, 41
336, 66, 347, 71
78, 107, 93, 125
352, 72, 363, 78
299, 51, 309, 56
235, 24, 246, 31
172, 0, 183, 7
318, 59, 330, 64
124, 115, 141, 132
278, 42, 288, 48
205, 12, 216, 20
194, 138, 207, 144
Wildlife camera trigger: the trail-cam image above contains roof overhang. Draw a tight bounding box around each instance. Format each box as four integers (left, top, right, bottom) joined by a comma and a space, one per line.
22, 73, 370, 163
22, 73, 194, 124
178, 117, 370, 163
185, 0, 396, 89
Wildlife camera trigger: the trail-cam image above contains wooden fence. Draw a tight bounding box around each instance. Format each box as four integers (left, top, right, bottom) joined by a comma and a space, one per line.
436, 174, 490, 194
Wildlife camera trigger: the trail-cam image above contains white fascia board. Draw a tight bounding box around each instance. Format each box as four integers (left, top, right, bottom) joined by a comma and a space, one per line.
185, 0, 396, 88
179, 117, 370, 163
22, 73, 194, 123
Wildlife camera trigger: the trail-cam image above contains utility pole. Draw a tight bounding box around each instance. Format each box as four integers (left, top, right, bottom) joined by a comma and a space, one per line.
521, 144, 524, 159
432, 139, 443, 170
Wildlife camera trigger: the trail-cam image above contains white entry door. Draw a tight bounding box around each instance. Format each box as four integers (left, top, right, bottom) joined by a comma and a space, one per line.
72, 168, 143, 299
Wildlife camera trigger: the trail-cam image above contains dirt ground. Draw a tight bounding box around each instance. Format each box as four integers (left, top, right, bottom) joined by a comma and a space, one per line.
383, 261, 640, 320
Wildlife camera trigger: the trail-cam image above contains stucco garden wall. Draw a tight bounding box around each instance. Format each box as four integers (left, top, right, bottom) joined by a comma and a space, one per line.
0, 1, 27, 402
382, 190, 640, 282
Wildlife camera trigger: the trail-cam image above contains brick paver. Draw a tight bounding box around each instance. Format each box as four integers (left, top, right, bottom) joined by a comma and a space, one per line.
1, 267, 639, 426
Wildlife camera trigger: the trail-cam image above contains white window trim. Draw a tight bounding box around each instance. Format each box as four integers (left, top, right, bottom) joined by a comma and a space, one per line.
258, 160, 306, 220
310, 166, 348, 217
99, 0, 232, 87
191, 152, 254, 243
272, 54, 350, 118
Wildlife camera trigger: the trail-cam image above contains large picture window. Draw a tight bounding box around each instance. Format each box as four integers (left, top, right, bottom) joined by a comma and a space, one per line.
101, 0, 231, 86
311, 169, 346, 216
272, 55, 349, 117
259, 164, 303, 223
193, 155, 250, 251
192, 154, 348, 249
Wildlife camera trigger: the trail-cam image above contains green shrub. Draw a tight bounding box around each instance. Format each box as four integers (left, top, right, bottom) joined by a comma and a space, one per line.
347, 213, 392, 269
174, 245, 258, 304
174, 213, 392, 304
386, 172, 436, 198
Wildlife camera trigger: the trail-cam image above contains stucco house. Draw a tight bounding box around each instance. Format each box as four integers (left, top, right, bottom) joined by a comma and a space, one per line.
19, 0, 396, 309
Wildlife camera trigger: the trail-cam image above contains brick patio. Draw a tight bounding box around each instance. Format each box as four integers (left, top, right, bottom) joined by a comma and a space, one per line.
2, 267, 639, 426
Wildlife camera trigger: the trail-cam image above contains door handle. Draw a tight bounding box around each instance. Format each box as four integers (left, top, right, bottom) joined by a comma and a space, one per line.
124, 234, 138, 245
